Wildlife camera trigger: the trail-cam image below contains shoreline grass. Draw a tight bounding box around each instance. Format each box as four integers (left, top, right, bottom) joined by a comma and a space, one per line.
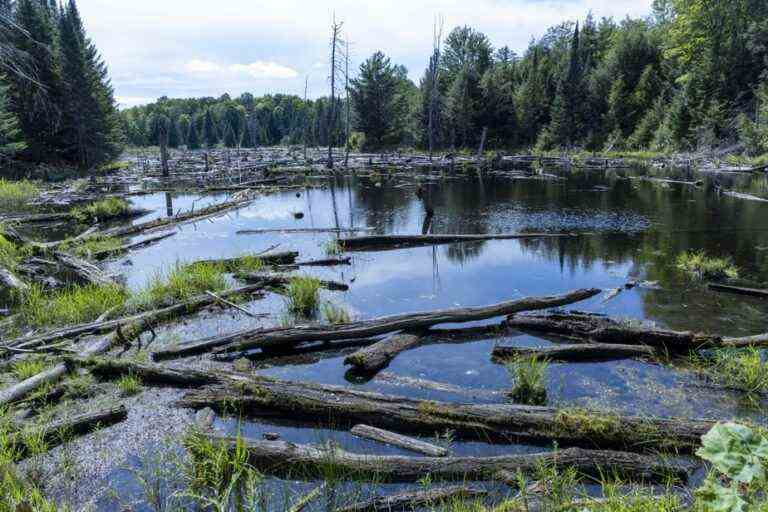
285, 276, 321, 317
71, 197, 130, 223
19, 283, 128, 329
130, 261, 227, 310
0, 179, 39, 211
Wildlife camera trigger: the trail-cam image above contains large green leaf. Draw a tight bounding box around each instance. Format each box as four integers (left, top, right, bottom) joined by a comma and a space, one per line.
697, 422, 768, 483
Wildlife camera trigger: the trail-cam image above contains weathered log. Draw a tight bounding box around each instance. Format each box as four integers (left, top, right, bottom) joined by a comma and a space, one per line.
53, 250, 118, 287
177, 377, 714, 453
336, 485, 487, 512
373, 372, 501, 400
236, 272, 349, 291
288, 483, 327, 512
293, 256, 352, 267
0, 266, 28, 294
507, 312, 721, 352
91, 232, 177, 260
212, 288, 601, 355
1, 208, 149, 225
215, 438, 692, 483
339, 233, 576, 251
721, 333, 768, 349
193, 251, 299, 270
344, 333, 422, 373
12, 405, 127, 460
68, 356, 225, 387
237, 227, 372, 235
707, 282, 768, 298
492, 343, 656, 362
351, 424, 448, 457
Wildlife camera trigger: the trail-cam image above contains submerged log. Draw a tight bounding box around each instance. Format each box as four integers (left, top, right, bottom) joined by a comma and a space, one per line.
507, 312, 721, 352
339, 233, 576, 251
236, 272, 349, 291
492, 343, 656, 362
373, 372, 501, 400
177, 377, 714, 453
215, 438, 692, 483
344, 333, 422, 373
336, 485, 487, 512
350, 424, 448, 457
707, 282, 768, 298
212, 288, 601, 355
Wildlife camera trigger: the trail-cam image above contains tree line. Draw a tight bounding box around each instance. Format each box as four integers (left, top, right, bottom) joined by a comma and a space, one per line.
0, 0, 121, 168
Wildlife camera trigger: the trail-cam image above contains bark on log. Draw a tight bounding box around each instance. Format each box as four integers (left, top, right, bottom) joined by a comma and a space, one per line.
351, 424, 448, 456
68, 356, 225, 387
236, 272, 349, 291
492, 344, 656, 362
373, 372, 501, 400
339, 233, 577, 251
293, 257, 352, 267
344, 333, 422, 373
12, 405, 127, 460
177, 377, 714, 453
53, 250, 118, 287
507, 313, 721, 352
0, 266, 28, 294
214, 438, 693, 483
707, 283, 768, 298
336, 485, 487, 512
212, 288, 601, 355
721, 333, 768, 349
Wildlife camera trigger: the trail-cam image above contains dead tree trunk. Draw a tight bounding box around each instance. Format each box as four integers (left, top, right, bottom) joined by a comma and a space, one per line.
492, 343, 656, 362
339, 233, 576, 251
344, 333, 422, 373
336, 486, 486, 512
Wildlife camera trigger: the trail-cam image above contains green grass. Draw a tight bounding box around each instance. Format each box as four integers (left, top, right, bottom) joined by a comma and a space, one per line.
19, 283, 128, 329
323, 239, 343, 256
505, 355, 549, 405
62, 235, 123, 259
676, 250, 739, 280
97, 161, 131, 173
71, 197, 130, 223
236, 254, 266, 273
116, 373, 142, 396
284, 276, 321, 317
322, 302, 350, 324
11, 358, 47, 381
0, 233, 21, 270
696, 347, 768, 396
0, 179, 38, 211
131, 262, 227, 310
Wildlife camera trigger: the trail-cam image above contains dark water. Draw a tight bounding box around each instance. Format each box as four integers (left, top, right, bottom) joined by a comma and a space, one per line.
34, 166, 768, 509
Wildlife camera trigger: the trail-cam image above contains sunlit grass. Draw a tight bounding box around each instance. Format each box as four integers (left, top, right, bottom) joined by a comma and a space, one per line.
694, 347, 768, 397
71, 197, 130, 223
19, 283, 128, 329
676, 250, 739, 280
0, 179, 38, 211
11, 358, 47, 381
323, 239, 343, 256
284, 276, 321, 317
116, 373, 142, 396
131, 262, 226, 310
321, 302, 350, 324
0, 233, 21, 270
63, 235, 123, 259
505, 355, 549, 405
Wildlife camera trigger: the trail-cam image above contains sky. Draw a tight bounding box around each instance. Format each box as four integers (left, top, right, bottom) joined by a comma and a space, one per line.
76, 0, 654, 109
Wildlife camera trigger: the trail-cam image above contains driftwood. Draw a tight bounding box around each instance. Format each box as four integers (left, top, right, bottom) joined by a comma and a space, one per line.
492, 343, 656, 362
339, 233, 576, 251
293, 256, 352, 267
215, 438, 692, 483
53, 250, 118, 287
336, 485, 487, 512
12, 405, 127, 460
507, 312, 721, 353
350, 424, 448, 457
0, 266, 28, 294
708, 282, 768, 298
344, 333, 422, 373
2, 208, 149, 225
236, 272, 349, 292
177, 377, 714, 453
212, 288, 601, 356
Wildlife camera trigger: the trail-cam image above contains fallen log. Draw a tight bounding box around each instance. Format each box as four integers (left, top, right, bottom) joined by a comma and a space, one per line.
288, 483, 327, 512
237, 227, 372, 235
506, 312, 721, 352
350, 424, 448, 457
91, 232, 177, 260
193, 251, 299, 270
53, 250, 118, 287
344, 333, 422, 373
236, 272, 349, 291
336, 485, 487, 512
721, 333, 768, 349
212, 288, 601, 355
492, 343, 656, 362
0, 266, 28, 294
177, 377, 714, 453
707, 282, 768, 298
339, 233, 577, 251
214, 438, 692, 483
373, 372, 501, 400
293, 256, 351, 267
11, 405, 127, 460
68, 356, 224, 387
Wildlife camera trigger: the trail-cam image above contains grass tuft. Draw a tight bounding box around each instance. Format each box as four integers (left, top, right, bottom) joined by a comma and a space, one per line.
676, 250, 739, 280
284, 276, 321, 317
321, 302, 351, 324
323, 239, 343, 256
19, 283, 128, 329
11, 358, 47, 381
696, 347, 768, 397
63, 235, 123, 259
71, 197, 130, 223
131, 262, 226, 310
0, 234, 22, 270
505, 355, 549, 405
0, 179, 38, 211
116, 373, 142, 396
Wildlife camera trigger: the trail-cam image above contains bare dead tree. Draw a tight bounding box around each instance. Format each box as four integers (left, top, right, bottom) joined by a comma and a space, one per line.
343, 39, 351, 169
157, 116, 170, 177
326, 14, 344, 169
303, 75, 309, 161
427, 15, 444, 161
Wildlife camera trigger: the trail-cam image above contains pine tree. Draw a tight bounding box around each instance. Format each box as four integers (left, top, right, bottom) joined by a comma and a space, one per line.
202, 109, 218, 148
0, 79, 25, 157
349, 52, 405, 149
547, 22, 582, 148
222, 121, 237, 148
176, 114, 190, 148
187, 117, 201, 150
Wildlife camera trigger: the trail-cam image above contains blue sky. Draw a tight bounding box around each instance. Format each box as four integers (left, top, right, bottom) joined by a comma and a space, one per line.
77, 0, 653, 108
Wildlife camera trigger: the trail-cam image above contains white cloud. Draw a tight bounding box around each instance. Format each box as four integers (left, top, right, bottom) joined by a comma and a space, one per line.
228, 61, 299, 79
185, 59, 223, 74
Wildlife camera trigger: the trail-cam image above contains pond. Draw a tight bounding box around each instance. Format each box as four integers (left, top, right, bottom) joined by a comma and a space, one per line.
26, 164, 768, 510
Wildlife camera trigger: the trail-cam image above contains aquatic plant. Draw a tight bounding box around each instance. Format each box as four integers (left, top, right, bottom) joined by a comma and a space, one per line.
132, 261, 227, 309
116, 373, 142, 396
19, 283, 128, 328
676, 250, 739, 280
505, 355, 549, 405
285, 276, 321, 316
321, 302, 350, 324
0, 179, 38, 211
71, 197, 130, 223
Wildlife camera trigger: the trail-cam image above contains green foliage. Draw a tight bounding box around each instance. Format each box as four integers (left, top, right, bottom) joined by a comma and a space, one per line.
676, 250, 739, 280
116, 373, 142, 396
63, 234, 122, 258
132, 261, 226, 309
284, 276, 321, 317
0, 233, 21, 270
321, 302, 350, 324
505, 355, 549, 405
71, 197, 130, 223
0, 179, 38, 211
700, 348, 768, 396
323, 239, 343, 256
11, 357, 47, 380
19, 283, 127, 328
